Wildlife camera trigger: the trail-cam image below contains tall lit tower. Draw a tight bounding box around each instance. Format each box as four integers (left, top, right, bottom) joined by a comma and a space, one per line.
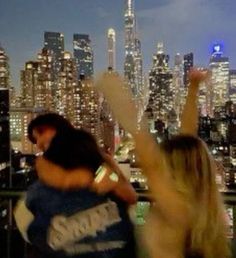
56, 51, 78, 123
20, 50, 55, 111
77, 76, 102, 143
209, 44, 229, 109
107, 28, 116, 70
124, 0, 138, 96
0, 46, 10, 89
73, 34, 93, 79
0, 88, 10, 188
36, 48, 54, 110
44, 32, 64, 100
44, 32, 64, 63
20, 61, 39, 108
134, 38, 143, 95
230, 70, 236, 104
173, 53, 184, 120
146, 43, 173, 124
183, 53, 194, 88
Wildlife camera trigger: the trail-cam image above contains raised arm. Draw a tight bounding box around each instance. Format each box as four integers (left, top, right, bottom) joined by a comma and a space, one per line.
98, 153, 137, 204
180, 69, 210, 136
36, 155, 137, 204
97, 73, 190, 225
36, 156, 94, 190
96, 73, 165, 173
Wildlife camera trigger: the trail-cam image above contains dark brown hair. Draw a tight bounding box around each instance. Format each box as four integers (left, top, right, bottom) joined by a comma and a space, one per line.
44, 128, 104, 173
27, 113, 73, 144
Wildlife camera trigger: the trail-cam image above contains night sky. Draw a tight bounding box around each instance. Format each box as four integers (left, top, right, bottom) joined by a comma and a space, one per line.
1, 0, 236, 90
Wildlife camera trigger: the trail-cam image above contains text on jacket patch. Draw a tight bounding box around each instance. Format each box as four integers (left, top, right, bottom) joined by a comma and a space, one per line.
47, 200, 124, 253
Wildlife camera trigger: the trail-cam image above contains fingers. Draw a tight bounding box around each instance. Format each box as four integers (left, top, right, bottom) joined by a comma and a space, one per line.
189, 67, 211, 84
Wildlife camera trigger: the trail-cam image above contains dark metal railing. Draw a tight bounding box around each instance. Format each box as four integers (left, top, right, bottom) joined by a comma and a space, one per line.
1, 189, 236, 258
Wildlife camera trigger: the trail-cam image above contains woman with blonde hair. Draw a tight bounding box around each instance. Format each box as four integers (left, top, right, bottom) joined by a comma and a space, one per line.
97, 69, 231, 258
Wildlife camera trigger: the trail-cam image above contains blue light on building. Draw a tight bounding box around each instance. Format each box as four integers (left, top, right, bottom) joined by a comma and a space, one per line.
212, 43, 223, 57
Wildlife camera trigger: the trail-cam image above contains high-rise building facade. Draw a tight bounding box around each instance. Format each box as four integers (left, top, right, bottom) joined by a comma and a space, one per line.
20, 51, 55, 153
10, 111, 22, 149
124, 0, 135, 93
44, 32, 64, 102
0, 88, 10, 234
0, 88, 10, 188
183, 53, 194, 88
124, 0, 143, 98
173, 53, 184, 120
0, 46, 10, 90
107, 28, 116, 70
134, 38, 143, 96
10, 107, 47, 154
77, 77, 102, 143
44, 31, 64, 70
230, 70, 236, 104
21, 109, 38, 154
209, 44, 229, 109
20, 61, 38, 108
36, 48, 54, 110
21, 49, 55, 111
146, 43, 173, 124
56, 52, 78, 123
73, 34, 93, 78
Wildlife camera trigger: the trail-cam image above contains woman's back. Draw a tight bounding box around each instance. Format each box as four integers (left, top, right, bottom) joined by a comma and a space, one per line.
143, 207, 189, 258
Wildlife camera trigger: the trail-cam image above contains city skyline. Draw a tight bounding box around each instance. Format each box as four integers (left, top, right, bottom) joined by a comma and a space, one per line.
1, 0, 236, 90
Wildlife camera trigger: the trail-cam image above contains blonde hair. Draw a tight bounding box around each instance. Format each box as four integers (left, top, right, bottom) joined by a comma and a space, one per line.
160, 135, 231, 258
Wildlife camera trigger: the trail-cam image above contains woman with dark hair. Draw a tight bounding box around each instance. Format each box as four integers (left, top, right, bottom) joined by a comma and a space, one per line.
14, 127, 137, 258
27, 113, 74, 150
26, 113, 137, 203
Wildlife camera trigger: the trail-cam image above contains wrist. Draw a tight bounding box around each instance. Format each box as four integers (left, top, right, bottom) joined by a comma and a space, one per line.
189, 81, 200, 89
94, 165, 119, 184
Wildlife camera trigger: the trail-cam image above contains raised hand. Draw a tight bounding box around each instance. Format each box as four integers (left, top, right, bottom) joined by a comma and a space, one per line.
180, 68, 210, 135
96, 73, 139, 134
188, 68, 211, 88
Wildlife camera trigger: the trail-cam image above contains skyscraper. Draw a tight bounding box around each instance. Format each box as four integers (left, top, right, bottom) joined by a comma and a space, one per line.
183, 53, 194, 88
44, 32, 65, 99
44, 31, 64, 68
73, 34, 93, 78
107, 28, 116, 70
20, 61, 39, 108
180, 52, 194, 117
134, 38, 143, 96
146, 43, 173, 125
36, 48, 54, 110
173, 53, 184, 120
0, 88, 10, 188
20, 52, 54, 153
209, 44, 230, 109
20, 49, 55, 111
124, 0, 143, 98
0, 88, 10, 238
56, 52, 78, 123
230, 70, 236, 104
0, 46, 10, 89
77, 77, 102, 143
